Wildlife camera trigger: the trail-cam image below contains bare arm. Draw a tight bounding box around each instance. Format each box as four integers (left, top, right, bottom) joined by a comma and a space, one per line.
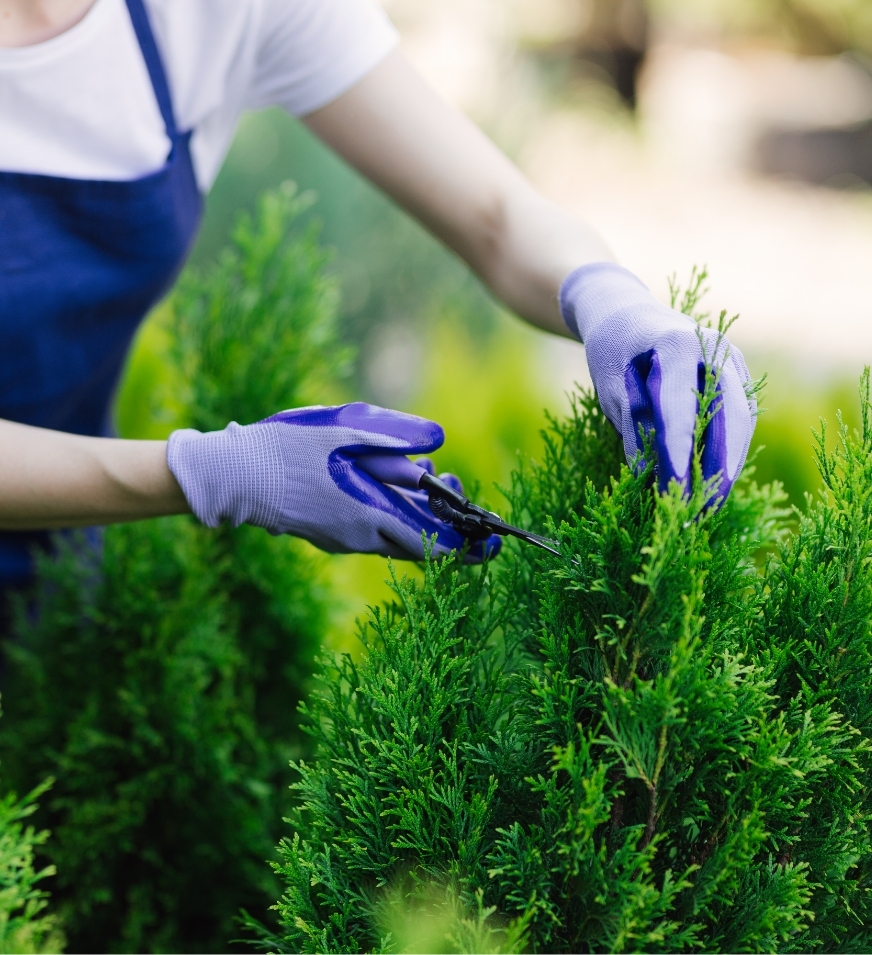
304, 49, 614, 338
0, 419, 189, 530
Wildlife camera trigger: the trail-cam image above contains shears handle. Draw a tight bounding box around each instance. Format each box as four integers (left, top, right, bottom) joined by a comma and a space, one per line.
355, 454, 567, 560
355, 455, 497, 532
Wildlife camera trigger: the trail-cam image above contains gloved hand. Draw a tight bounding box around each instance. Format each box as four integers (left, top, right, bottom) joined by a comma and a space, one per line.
166, 402, 501, 562
560, 262, 756, 499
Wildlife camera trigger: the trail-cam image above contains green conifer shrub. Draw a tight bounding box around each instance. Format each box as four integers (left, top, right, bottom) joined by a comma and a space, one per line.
0, 776, 61, 954
0, 184, 348, 953
270, 311, 872, 949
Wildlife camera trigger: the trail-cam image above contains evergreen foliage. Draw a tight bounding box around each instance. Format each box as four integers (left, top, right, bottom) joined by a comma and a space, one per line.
272, 304, 872, 951
0, 777, 61, 954
0, 184, 345, 953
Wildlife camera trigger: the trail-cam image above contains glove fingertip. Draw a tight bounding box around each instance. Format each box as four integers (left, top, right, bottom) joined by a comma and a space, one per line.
658, 460, 688, 496
339, 403, 446, 453
462, 534, 502, 564
485, 534, 502, 559
438, 472, 464, 493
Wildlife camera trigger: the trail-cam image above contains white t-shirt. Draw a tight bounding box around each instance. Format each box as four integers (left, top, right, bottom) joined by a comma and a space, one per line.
0, 0, 398, 190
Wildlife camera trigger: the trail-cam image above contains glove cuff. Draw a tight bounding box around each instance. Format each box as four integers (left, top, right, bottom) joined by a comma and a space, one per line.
559, 262, 652, 343
167, 422, 285, 530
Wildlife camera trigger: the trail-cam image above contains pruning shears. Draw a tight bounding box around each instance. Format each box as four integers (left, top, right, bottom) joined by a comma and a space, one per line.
357, 454, 565, 561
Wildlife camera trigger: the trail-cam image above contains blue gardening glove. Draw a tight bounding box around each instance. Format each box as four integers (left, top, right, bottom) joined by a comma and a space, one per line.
166, 402, 501, 562
560, 262, 756, 499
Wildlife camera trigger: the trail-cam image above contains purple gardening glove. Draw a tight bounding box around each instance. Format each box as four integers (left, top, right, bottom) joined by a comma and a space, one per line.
560, 262, 756, 500
166, 402, 501, 562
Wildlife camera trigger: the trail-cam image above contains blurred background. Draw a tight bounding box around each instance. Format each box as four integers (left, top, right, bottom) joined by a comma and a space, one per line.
118, 0, 872, 644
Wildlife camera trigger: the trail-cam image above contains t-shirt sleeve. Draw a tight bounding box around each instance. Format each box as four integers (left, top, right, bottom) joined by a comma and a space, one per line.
248, 0, 400, 116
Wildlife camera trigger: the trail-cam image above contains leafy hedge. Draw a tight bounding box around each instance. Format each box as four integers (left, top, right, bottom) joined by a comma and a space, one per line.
270, 343, 872, 947
0, 185, 345, 953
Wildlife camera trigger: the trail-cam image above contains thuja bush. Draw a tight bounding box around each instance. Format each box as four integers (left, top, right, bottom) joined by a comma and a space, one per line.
0, 776, 61, 954
271, 360, 872, 945
0, 184, 347, 953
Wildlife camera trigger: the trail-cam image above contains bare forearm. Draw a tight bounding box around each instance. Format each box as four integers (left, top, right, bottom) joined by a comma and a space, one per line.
471, 186, 614, 336
304, 50, 613, 337
0, 419, 189, 530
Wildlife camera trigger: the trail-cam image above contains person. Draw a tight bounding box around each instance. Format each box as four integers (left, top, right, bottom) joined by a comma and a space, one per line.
0, 0, 756, 590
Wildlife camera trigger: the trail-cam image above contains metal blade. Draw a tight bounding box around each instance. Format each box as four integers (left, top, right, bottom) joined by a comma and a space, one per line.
418, 473, 573, 562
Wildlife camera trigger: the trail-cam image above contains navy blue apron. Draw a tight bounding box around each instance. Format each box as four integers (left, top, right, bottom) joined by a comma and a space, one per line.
0, 0, 203, 586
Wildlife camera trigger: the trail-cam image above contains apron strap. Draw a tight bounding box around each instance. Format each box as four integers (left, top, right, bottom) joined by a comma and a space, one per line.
124, 0, 178, 139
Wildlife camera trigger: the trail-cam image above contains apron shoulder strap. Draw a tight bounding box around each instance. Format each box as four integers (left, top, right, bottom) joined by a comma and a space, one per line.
124, 0, 178, 139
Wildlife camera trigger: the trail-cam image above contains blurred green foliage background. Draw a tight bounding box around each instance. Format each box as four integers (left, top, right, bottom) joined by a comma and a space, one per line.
116, 107, 860, 649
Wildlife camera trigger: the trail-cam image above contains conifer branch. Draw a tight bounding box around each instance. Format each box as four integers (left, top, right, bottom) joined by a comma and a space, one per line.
269, 274, 872, 954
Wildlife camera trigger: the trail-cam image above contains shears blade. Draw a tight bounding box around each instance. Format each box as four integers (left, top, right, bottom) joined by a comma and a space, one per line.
355, 454, 572, 563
